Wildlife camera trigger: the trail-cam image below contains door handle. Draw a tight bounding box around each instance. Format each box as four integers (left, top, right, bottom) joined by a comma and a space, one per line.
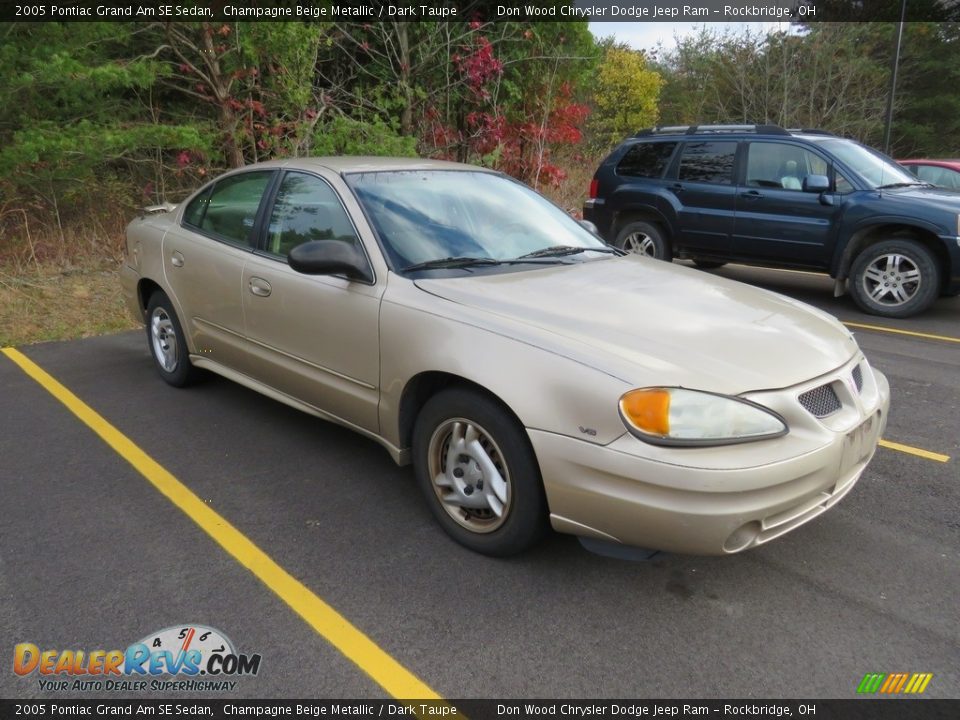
670, 183, 684, 193
248, 277, 272, 297
170, 251, 184, 268
740, 191, 764, 200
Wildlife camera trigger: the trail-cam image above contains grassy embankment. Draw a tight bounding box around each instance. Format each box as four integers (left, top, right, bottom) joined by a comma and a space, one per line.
0, 209, 138, 347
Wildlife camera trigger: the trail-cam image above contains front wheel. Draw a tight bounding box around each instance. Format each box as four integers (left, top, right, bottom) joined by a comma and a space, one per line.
615, 221, 672, 261
692, 259, 727, 269
412, 388, 548, 556
849, 239, 940, 318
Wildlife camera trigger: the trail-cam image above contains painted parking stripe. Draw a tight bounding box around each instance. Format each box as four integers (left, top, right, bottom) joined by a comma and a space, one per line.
1, 347, 441, 701
843, 321, 960, 344
879, 439, 951, 463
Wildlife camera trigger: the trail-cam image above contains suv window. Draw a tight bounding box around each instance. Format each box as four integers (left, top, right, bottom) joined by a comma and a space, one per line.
617, 142, 677, 179
745, 142, 828, 191
196, 171, 273, 246
266, 172, 361, 258
678, 141, 737, 185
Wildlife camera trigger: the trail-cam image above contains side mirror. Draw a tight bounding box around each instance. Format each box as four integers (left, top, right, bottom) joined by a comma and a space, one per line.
288, 240, 373, 283
803, 175, 830, 193
579, 219, 600, 235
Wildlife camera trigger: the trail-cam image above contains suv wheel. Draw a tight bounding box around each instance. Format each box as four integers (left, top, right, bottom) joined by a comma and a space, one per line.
849, 239, 940, 318
615, 221, 672, 261
693, 259, 727, 269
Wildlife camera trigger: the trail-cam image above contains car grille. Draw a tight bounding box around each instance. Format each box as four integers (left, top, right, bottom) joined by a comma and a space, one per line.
798, 384, 842, 418
852, 364, 863, 393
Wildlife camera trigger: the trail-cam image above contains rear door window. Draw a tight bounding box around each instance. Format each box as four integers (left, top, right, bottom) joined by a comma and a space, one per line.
677, 141, 737, 185
616, 142, 677, 179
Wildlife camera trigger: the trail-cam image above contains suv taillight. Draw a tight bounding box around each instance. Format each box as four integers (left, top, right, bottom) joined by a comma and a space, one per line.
589, 178, 598, 199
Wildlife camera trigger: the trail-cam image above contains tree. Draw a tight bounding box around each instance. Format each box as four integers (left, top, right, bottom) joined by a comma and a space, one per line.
590, 44, 663, 149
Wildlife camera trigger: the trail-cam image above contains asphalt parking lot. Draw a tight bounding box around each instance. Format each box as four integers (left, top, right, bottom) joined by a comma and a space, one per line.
1, 264, 958, 701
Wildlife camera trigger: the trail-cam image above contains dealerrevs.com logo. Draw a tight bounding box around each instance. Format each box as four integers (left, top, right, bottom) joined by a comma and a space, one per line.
14, 625, 261, 692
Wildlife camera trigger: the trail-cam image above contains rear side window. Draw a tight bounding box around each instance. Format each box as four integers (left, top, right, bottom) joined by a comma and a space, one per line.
617, 142, 677, 179
678, 141, 737, 185
196, 171, 273, 246
183, 186, 212, 227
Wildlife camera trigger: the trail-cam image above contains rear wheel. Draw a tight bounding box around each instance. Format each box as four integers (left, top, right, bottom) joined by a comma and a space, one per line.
615, 220, 672, 261
849, 239, 940, 318
412, 388, 548, 556
145, 291, 201, 387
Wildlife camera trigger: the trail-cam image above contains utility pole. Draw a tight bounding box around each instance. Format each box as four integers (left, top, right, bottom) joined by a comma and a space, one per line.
882, 0, 908, 155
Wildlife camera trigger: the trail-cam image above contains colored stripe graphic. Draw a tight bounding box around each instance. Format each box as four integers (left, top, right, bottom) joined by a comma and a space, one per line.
857, 672, 933, 694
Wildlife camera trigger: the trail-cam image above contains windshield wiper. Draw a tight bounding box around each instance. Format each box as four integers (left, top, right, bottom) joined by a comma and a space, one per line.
875, 181, 925, 189
402, 256, 502, 272
517, 245, 623, 259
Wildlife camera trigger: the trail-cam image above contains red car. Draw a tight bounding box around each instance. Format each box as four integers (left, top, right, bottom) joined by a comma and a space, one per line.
899, 159, 960, 190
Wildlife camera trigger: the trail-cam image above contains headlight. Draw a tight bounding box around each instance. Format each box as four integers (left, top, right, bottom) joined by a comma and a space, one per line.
619, 388, 787, 447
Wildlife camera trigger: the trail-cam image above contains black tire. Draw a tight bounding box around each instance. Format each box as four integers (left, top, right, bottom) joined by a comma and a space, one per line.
412, 388, 548, 556
614, 220, 672, 261
692, 259, 727, 269
145, 290, 201, 387
849, 239, 940, 318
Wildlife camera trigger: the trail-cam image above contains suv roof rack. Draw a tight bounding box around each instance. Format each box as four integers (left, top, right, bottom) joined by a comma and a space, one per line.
635, 124, 792, 137
785, 128, 836, 136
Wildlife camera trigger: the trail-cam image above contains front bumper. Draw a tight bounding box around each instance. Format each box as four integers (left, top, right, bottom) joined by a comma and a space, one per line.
532, 362, 890, 555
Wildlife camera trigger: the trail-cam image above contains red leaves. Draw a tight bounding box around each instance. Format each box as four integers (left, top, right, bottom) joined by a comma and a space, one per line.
176, 151, 191, 168
423, 30, 591, 189
454, 36, 502, 100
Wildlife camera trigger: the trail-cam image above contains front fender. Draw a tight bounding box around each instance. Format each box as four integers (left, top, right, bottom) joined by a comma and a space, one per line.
378, 281, 631, 451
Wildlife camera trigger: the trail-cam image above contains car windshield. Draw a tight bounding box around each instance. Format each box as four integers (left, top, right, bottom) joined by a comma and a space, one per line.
817, 139, 919, 189
346, 170, 609, 271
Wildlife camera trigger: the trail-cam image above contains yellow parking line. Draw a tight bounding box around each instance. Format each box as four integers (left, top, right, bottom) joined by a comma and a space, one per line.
843, 321, 960, 344
879, 439, 950, 463
1, 347, 441, 701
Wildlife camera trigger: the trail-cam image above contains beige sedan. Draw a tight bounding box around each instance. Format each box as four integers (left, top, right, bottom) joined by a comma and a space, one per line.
121, 158, 890, 556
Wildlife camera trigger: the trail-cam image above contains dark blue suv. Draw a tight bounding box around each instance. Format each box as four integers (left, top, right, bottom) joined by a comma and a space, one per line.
583, 124, 960, 318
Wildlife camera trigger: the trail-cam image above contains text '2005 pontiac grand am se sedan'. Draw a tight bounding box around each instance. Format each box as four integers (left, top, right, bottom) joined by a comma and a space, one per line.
121, 157, 890, 557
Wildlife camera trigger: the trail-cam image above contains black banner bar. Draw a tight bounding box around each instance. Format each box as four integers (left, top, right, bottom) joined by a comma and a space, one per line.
0, 699, 958, 720
1, 0, 959, 23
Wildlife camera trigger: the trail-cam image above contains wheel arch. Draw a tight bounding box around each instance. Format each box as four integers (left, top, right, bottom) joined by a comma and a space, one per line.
834, 223, 949, 291
137, 278, 165, 317
612, 206, 672, 242
397, 371, 529, 455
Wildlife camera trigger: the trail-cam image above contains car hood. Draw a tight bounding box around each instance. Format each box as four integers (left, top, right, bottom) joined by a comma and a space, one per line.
414, 256, 858, 395
878, 185, 960, 207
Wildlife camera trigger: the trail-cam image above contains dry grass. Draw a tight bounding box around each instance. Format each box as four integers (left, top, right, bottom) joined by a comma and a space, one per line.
538, 154, 601, 219
0, 209, 139, 347
0, 261, 139, 347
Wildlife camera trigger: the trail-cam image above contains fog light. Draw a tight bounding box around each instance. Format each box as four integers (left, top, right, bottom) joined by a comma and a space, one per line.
724, 521, 761, 553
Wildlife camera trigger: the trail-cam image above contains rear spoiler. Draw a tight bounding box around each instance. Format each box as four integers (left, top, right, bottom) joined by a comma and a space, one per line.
141, 202, 178, 216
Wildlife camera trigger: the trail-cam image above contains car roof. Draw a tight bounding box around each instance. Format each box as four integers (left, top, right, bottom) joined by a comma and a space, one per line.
898, 159, 960, 169
631, 124, 840, 141
241, 156, 493, 174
